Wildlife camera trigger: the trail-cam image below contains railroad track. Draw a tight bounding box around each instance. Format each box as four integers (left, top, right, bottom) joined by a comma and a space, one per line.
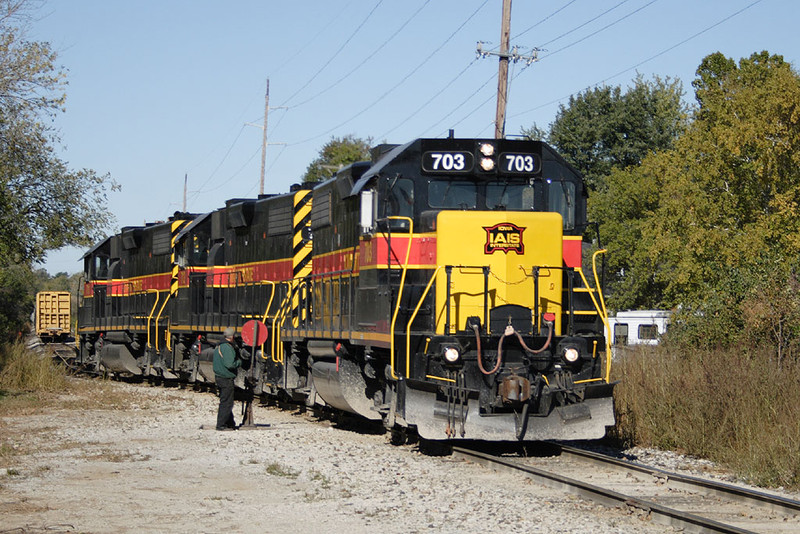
453, 444, 800, 534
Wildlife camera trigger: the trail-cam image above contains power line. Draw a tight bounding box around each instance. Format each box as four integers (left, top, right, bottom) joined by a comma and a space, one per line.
186, 124, 247, 205
377, 57, 479, 140
288, 0, 432, 110
539, 0, 659, 59
269, 1, 355, 77
426, 0, 623, 140
535, 0, 630, 49
424, 71, 498, 137
512, 0, 579, 40
507, 0, 764, 123
244, 144, 289, 196
597, 0, 763, 85
286, 0, 491, 147
195, 142, 263, 196
278, 1, 385, 108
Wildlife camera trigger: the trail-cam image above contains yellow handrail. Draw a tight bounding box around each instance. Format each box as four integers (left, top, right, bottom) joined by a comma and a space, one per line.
270, 281, 293, 364
153, 290, 173, 352
257, 281, 277, 361
575, 249, 611, 382
259, 281, 277, 323
405, 266, 444, 378
145, 290, 162, 349
386, 217, 414, 380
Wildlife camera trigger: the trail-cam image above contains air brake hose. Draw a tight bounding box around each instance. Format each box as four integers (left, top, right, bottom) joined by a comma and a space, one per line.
475, 322, 554, 376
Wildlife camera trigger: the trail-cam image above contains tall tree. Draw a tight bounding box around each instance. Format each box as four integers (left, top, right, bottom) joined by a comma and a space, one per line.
597, 51, 800, 354
302, 134, 372, 183
0, 0, 116, 340
523, 75, 689, 192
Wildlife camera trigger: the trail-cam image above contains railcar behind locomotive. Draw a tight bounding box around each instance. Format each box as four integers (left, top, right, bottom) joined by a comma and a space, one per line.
78, 137, 615, 443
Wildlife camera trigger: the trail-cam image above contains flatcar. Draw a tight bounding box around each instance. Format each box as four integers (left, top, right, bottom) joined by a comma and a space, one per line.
78, 137, 615, 443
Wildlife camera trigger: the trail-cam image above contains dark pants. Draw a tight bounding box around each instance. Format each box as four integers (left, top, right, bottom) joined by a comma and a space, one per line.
215, 375, 236, 429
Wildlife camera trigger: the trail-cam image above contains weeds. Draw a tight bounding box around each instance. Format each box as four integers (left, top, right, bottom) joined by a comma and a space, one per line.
0, 441, 17, 461
0, 343, 143, 415
309, 469, 332, 489
82, 449, 151, 463
0, 342, 69, 393
265, 462, 299, 478
612, 344, 800, 489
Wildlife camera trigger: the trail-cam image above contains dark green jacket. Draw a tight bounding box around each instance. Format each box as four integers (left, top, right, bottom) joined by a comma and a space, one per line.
213, 340, 240, 378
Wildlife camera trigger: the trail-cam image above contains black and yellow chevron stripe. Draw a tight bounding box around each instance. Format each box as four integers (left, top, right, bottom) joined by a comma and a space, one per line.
291, 190, 312, 324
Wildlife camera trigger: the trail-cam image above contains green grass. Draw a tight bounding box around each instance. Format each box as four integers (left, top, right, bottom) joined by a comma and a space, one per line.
612, 344, 800, 489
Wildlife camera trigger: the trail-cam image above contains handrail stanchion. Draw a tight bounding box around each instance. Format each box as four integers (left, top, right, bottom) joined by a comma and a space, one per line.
405, 266, 444, 378
386, 216, 413, 380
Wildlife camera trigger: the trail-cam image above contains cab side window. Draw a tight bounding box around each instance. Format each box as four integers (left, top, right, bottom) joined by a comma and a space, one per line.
548, 180, 575, 230
387, 178, 415, 219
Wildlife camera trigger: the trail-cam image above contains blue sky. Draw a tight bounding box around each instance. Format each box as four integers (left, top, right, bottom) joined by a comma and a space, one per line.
32, 0, 797, 274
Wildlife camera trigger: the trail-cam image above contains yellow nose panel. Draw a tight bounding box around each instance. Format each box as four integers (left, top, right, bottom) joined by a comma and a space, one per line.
435, 211, 564, 335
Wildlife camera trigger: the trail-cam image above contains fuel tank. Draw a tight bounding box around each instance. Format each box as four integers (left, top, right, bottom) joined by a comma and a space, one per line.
311, 358, 381, 421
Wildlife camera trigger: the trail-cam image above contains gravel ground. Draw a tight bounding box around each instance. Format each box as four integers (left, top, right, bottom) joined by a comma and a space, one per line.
0, 377, 773, 534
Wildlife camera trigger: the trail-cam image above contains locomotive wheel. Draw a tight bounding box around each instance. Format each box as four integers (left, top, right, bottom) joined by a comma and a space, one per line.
390, 427, 408, 446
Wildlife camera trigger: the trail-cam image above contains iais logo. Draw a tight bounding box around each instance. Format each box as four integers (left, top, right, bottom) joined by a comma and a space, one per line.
483, 222, 525, 255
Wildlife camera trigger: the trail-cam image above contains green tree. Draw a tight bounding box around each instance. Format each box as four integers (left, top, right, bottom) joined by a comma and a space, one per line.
598, 52, 800, 353
523, 75, 689, 192
0, 0, 116, 340
302, 134, 372, 183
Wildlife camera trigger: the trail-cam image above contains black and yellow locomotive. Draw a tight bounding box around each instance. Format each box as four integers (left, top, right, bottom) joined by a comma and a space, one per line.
78, 137, 614, 443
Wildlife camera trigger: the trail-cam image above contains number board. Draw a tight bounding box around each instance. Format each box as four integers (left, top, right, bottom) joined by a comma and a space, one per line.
499, 152, 541, 174
421, 151, 474, 173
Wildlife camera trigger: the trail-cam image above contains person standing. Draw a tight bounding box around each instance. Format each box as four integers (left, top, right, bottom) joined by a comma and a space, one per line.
213, 327, 240, 431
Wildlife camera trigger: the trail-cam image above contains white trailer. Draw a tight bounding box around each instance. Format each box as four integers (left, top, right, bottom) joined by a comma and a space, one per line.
607, 310, 671, 355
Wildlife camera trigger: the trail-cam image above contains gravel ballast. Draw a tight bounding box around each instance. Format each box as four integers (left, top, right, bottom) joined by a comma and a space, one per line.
0, 378, 725, 533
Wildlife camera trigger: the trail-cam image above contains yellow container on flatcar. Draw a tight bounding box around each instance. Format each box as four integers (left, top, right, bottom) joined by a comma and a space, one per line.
35, 291, 71, 340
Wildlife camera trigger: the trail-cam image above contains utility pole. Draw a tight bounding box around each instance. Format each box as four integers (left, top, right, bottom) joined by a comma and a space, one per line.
259, 79, 270, 195
476, 0, 539, 139
248, 78, 286, 196
495, 0, 512, 140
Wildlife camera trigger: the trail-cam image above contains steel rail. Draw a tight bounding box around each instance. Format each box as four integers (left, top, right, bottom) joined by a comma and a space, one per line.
452, 447, 759, 534
558, 444, 800, 517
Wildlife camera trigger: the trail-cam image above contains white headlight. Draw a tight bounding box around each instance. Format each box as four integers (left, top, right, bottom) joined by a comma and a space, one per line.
444, 347, 460, 363
564, 348, 580, 363
480, 157, 495, 171
479, 143, 495, 156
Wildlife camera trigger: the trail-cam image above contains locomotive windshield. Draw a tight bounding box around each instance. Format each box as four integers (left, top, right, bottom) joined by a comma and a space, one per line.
428, 180, 477, 209
486, 181, 535, 210
426, 179, 535, 211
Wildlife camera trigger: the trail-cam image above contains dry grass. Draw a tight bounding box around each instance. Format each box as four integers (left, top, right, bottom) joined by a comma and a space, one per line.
612, 344, 800, 489
0, 342, 69, 393
0, 342, 146, 416
265, 462, 300, 478
81, 449, 152, 463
